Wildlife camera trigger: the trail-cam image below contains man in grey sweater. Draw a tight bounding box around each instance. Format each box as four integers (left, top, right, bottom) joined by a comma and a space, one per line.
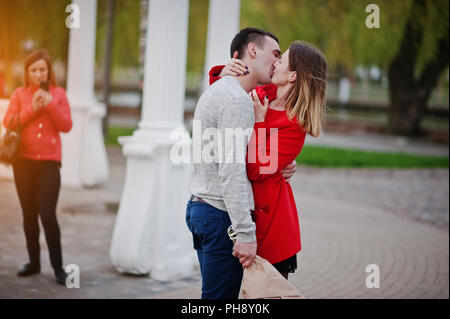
186, 28, 282, 299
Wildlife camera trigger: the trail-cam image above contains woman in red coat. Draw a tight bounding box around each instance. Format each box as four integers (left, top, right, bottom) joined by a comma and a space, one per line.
210, 41, 327, 279
3, 49, 72, 285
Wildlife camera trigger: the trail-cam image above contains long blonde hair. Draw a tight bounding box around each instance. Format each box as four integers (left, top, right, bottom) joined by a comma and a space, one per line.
285, 41, 327, 137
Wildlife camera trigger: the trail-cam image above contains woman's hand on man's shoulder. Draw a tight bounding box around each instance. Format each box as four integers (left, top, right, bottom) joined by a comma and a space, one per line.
220, 51, 249, 78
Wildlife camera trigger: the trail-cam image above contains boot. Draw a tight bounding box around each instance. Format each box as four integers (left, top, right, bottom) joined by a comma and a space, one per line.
17, 263, 40, 277
55, 269, 68, 286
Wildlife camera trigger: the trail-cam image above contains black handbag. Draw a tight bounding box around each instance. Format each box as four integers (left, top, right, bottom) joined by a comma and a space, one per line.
0, 114, 21, 165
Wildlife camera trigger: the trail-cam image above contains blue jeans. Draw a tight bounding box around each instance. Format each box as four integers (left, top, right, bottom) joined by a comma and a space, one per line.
186, 196, 243, 299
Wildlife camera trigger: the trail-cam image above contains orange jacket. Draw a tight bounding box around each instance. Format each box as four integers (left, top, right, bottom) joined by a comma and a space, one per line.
3, 84, 72, 162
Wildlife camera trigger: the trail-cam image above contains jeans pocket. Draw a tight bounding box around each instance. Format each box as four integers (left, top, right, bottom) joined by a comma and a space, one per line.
189, 206, 231, 250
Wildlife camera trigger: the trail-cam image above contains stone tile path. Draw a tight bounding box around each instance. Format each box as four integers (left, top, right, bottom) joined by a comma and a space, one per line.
0, 147, 448, 298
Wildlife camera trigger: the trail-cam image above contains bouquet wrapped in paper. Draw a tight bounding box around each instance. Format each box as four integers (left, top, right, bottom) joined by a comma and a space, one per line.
227, 226, 305, 299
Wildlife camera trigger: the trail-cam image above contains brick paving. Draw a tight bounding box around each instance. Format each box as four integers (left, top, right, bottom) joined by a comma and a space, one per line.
291, 168, 449, 229
0, 147, 448, 299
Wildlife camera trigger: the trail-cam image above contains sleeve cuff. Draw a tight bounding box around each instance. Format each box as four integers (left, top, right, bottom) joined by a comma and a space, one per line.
236, 231, 256, 243
209, 65, 225, 85
45, 98, 58, 112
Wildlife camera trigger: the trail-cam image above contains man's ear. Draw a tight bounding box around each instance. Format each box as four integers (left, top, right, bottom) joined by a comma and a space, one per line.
289, 71, 297, 82
247, 43, 257, 58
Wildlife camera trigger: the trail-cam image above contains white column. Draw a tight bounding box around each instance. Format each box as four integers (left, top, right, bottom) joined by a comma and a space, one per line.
110, 0, 196, 280
202, 0, 241, 92
62, 0, 109, 188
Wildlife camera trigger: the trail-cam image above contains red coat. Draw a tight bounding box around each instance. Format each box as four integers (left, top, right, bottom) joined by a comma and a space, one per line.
3, 84, 72, 162
209, 66, 306, 264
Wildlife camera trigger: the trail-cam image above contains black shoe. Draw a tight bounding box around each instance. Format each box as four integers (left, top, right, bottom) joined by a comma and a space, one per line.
55, 270, 68, 286
17, 263, 40, 277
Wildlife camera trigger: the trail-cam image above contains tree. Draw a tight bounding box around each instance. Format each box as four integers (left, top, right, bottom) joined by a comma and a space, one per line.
0, 0, 70, 90
1, 0, 448, 136
238, 0, 448, 136
387, 0, 449, 135
96, 0, 141, 71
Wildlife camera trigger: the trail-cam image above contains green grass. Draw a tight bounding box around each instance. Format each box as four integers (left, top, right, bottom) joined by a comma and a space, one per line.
106, 126, 449, 168
105, 126, 136, 146
297, 145, 449, 168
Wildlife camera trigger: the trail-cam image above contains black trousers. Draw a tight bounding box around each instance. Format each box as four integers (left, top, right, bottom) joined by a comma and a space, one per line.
13, 158, 63, 272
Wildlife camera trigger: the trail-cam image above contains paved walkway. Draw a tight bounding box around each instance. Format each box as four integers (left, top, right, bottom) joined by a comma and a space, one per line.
0, 147, 448, 299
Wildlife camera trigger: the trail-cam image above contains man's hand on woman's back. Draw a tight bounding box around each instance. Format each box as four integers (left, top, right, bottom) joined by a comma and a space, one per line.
281, 160, 297, 183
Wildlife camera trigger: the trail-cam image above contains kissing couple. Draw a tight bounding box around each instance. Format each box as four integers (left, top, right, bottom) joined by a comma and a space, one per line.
186, 27, 327, 299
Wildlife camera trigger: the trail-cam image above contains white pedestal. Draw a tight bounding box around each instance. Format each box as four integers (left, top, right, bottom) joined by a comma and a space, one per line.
110, 127, 196, 279
61, 97, 108, 187
109, 0, 197, 280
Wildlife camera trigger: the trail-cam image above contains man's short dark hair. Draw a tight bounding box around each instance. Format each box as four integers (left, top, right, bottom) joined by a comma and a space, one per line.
230, 27, 279, 59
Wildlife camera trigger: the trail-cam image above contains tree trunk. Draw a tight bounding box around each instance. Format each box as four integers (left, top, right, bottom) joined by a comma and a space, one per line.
102, 0, 116, 138
387, 0, 449, 136
387, 86, 427, 135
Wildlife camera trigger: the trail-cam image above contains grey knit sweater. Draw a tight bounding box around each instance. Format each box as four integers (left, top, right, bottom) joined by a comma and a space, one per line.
189, 76, 256, 243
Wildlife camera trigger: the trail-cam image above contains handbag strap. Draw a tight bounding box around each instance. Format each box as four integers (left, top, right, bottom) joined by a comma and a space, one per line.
6, 113, 21, 131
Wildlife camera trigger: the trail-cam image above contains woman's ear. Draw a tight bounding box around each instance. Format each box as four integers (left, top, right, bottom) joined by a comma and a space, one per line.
289, 71, 297, 83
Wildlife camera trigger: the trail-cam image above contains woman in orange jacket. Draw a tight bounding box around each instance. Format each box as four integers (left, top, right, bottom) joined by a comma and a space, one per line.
210, 41, 327, 279
3, 49, 72, 285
